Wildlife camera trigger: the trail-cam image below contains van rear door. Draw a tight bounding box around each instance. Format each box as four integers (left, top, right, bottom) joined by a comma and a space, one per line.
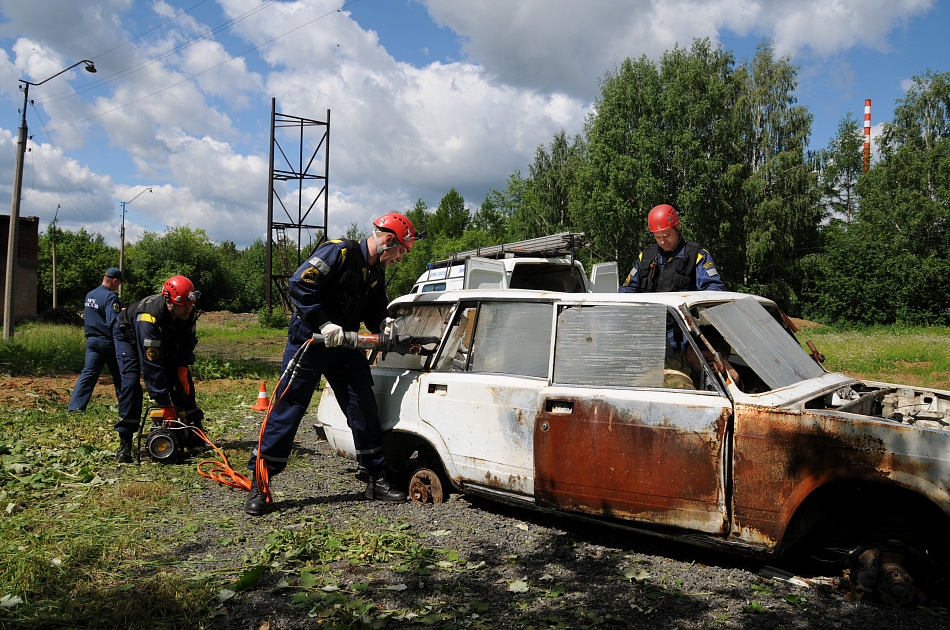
464, 257, 507, 289
590, 262, 619, 293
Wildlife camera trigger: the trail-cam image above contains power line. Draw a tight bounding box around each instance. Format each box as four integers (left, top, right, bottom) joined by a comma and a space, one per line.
23, 105, 113, 217
38, 0, 281, 105
40, 0, 359, 134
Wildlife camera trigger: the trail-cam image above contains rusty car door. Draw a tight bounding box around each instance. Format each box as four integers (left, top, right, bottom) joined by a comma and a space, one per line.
533, 302, 733, 534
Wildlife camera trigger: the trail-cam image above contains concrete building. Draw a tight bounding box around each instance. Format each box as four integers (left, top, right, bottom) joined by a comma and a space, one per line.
1, 214, 39, 324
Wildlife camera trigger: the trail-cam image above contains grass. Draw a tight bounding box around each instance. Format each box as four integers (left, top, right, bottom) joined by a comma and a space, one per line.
0, 322, 86, 375
800, 325, 950, 390
0, 315, 285, 379
2, 317, 950, 627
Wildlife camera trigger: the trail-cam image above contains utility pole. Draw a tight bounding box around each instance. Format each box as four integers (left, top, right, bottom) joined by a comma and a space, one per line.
51, 204, 60, 309
118, 186, 152, 298
4, 59, 96, 341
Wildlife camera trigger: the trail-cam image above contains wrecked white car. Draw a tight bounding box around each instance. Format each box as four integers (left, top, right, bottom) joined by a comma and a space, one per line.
317, 290, 950, 599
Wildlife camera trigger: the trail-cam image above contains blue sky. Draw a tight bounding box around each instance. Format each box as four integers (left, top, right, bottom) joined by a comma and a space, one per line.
1, 0, 946, 250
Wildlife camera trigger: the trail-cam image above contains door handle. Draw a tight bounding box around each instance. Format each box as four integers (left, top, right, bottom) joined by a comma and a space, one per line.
428, 383, 448, 395
544, 399, 574, 414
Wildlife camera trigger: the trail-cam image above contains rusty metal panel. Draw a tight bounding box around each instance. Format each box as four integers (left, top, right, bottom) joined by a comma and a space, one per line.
534, 389, 732, 534
731, 403, 950, 547
553, 303, 665, 387
701, 298, 824, 390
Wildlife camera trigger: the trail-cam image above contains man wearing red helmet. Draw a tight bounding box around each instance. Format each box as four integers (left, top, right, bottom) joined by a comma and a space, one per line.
245, 213, 414, 515
112, 275, 204, 463
619, 204, 724, 293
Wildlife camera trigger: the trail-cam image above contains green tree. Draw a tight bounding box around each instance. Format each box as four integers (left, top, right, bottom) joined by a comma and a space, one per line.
405, 198, 430, 237
733, 42, 822, 309
495, 172, 533, 241
36, 226, 119, 311
124, 225, 231, 309
828, 69, 950, 324
471, 190, 510, 240
574, 40, 743, 277
821, 112, 865, 223
527, 130, 585, 236
427, 189, 469, 239
345, 222, 369, 241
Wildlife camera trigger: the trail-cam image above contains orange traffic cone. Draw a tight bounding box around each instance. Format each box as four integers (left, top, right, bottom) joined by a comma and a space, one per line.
251, 381, 270, 411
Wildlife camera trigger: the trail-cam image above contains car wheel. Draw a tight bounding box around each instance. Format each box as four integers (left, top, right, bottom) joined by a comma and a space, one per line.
409, 468, 444, 504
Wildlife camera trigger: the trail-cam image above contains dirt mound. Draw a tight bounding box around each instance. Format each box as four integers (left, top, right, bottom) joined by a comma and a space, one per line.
790, 317, 824, 330
199, 311, 261, 325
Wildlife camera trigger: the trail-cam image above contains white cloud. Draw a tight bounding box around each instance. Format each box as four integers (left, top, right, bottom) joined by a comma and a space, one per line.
422, 0, 935, 95
0, 0, 941, 251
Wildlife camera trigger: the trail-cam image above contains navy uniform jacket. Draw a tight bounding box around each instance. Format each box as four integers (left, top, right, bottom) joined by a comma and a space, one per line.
115, 294, 199, 407
619, 240, 725, 293
290, 238, 388, 334
83, 284, 122, 339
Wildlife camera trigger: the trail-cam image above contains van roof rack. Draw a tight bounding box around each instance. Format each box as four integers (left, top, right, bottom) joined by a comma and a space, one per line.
430, 232, 588, 268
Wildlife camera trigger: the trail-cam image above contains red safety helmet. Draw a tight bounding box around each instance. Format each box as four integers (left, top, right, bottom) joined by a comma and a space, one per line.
373, 213, 415, 251
648, 204, 680, 233
162, 276, 200, 305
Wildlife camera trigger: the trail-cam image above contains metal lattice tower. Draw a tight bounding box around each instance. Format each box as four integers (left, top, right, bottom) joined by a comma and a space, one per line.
266, 98, 330, 311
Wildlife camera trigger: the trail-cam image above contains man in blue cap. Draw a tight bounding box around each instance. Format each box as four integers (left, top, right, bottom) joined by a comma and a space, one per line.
68, 268, 124, 413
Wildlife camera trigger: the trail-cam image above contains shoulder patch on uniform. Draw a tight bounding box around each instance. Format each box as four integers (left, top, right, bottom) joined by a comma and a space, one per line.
703, 261, 715, 269
301, 266, 319, 284
146, 347, 160, 362
112, 303, 120, 312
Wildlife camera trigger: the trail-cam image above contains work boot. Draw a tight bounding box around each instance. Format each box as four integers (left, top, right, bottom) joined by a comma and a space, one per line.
365, 468, 407, 502
116, 436, 133, 464
244, 471, 270, 516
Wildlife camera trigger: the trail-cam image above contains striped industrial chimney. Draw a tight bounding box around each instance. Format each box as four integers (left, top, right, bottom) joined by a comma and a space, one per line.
864, 99, 871, 173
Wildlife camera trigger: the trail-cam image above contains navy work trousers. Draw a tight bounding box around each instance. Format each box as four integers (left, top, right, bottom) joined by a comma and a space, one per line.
248, 316, 384, 477
113, 326, 199, 439
68, 335, 121, 411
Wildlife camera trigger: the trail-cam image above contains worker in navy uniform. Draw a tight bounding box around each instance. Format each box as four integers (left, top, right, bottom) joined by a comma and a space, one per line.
68, 268, 124, 412
112, 276, 204, 463
619, 204, 724, 294
621, 204, 725, 371
245, 213, 415, 516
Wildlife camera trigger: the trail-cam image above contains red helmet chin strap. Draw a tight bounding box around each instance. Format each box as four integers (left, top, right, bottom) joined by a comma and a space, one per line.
373, 230, 398, 254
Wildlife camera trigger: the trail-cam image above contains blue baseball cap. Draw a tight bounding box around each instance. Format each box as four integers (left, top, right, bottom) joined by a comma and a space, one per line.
105, 268, 124, 281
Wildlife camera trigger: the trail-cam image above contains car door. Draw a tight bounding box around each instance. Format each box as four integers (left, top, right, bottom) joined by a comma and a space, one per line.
534, 302, 733, 534
417, 300, 554, 497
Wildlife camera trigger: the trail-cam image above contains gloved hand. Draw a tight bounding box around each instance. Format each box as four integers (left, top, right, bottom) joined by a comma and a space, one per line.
319, 322, 344, 347
380, 316, 395, 337
178, 367, 191, 396
162, 407, 178, 421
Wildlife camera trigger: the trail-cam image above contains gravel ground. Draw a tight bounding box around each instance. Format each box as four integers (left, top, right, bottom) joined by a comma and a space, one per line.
164, 411, 947, 630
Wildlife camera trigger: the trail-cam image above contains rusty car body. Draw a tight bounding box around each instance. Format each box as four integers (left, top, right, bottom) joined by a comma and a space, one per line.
316, 289, 950, 566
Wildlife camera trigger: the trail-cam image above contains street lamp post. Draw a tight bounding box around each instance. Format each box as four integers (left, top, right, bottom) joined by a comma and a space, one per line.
118, 186, 152, 298
3, 59, 96, 341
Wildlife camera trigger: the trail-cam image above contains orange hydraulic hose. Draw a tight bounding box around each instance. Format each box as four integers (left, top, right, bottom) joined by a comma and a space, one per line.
197, 338, 314, 505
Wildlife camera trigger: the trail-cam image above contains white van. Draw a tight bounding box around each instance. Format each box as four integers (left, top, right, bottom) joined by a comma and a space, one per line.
409, 233, 619, 294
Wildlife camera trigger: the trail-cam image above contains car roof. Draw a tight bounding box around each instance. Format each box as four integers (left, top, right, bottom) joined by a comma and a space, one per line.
394, 289, 775, 309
